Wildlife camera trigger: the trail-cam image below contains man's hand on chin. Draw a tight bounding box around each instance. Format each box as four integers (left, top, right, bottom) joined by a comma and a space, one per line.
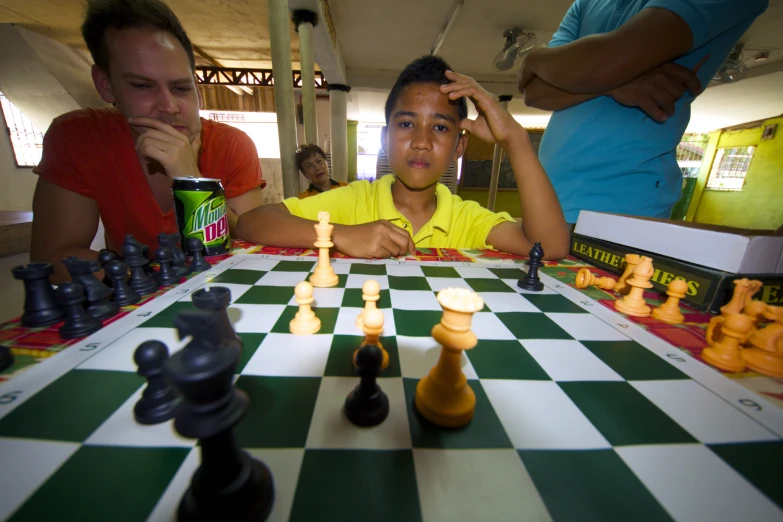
130, 117, 201, 180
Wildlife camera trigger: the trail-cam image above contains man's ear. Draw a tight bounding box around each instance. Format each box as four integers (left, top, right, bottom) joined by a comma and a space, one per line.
453, 132, 468, 161
92, 64, 116, 105
381, 126, 388, 155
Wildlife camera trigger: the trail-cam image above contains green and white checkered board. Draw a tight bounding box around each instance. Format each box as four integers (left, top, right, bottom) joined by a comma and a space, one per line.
1, 254, 782, 522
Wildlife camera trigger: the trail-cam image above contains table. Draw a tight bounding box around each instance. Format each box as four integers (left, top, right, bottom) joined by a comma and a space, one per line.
0, 245, 781, 521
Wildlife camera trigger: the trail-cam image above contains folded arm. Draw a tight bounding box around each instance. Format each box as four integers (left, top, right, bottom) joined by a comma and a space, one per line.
235, 203, 318, 248
235, 203, 415, 258
226, 187, 264, 231
521, 8, 693, 94
522, 77, 604, 112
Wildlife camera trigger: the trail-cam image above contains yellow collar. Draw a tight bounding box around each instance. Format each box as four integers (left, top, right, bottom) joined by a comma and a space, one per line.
376, 175, 452, 236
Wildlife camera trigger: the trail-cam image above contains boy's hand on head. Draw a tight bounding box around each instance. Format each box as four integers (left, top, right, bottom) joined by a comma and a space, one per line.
332, 221, 416, 259
440, 70, 526, 148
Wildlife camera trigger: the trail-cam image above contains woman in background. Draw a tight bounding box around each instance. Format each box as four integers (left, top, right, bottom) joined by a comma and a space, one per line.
296, 144, 347, 199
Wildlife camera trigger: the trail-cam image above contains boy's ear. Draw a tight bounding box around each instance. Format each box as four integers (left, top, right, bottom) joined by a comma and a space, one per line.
381, 126, 388, 155
452, 132, 468, 161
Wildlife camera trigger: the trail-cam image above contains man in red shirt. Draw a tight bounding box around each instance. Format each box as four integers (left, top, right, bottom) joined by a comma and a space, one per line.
31, 0, 265, 282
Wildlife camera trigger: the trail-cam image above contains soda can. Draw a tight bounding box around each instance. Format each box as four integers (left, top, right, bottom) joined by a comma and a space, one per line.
172, 177, 230, 256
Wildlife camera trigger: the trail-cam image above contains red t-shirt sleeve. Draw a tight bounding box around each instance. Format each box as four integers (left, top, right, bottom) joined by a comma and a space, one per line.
209, 125, 266, 199
33, 115, 92, 198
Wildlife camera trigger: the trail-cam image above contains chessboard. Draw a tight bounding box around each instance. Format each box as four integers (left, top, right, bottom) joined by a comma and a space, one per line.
1, 253, 782, 522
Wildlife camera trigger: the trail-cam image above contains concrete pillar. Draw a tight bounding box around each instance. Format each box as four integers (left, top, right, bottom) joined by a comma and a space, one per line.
268, 0, 299, 198
292, 10, 319, 146
328, 84, 350, 182
347, 120, 358, 182
487, 95, 513, 211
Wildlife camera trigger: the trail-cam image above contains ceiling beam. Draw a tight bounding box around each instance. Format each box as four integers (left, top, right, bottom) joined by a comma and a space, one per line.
195, 66, 328, 89
347, 68, 520, 96
430, 0, 464, 56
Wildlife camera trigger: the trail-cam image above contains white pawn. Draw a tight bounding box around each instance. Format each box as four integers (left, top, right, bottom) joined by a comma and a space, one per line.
290, 281, 321, 335
353, 306, 389, 370
356, 279, 381, 329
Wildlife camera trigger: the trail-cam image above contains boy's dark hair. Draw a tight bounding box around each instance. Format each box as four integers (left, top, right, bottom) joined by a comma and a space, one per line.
384, 55, 468, 124
81, 0, 196, 73
296, 144, 328, 172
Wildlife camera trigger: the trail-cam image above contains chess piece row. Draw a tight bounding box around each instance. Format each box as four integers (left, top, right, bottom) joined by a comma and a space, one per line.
11, 233, 211, 340
576, 256, 688, 324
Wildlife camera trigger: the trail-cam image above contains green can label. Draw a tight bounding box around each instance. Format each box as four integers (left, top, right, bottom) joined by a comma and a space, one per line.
173, 178, 230, 256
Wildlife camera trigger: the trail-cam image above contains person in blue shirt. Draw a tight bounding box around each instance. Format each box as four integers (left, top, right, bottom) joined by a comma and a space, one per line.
519, 0, 769, 224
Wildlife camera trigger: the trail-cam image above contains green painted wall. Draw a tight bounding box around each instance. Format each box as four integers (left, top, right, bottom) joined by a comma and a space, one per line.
457, 189, 522, 217
684, 132, 720, 222
686, 117, 783, 230
347, 120, 358, 182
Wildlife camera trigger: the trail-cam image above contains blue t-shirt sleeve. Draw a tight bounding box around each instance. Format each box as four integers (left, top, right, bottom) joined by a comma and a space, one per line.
548, 0, 582, 48
644, 0, 768, 49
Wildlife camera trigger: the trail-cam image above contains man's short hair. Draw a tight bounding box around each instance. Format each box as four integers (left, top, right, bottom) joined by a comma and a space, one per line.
81, 0, 196, 73
384, 55, 468, 125
296, 144, 328, 172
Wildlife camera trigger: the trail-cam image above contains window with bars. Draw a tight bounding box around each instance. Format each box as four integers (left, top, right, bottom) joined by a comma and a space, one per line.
676, 134, 708, 178
0, 92, 44, 167
705, 146, 754, 191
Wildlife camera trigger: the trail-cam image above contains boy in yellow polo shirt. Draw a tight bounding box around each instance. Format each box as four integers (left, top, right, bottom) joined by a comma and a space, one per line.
236, 56, 570, 259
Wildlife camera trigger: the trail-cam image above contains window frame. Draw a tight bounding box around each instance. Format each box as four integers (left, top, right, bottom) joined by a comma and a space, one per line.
705, 145, 755, 192
0, 92, 44, 169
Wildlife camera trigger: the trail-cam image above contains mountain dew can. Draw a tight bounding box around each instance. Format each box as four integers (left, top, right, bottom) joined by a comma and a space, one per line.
172, 177, 229, 256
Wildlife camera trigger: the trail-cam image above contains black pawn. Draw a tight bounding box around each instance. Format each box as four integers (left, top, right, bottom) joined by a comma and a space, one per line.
159, 232, 191, 277
106, 260, 141, 306
98, 250, 118, 287
62, 257, 118, 321
344, 343, 389, 427
11, 263, 65, 327
0, 345, 13, 372
127, 257, 159, 296
518, 242, 545, 292
166, 311, 274, 522
155, 247, 180, 286
188, 238, 211, 272
142, 244, 156, 276
133, 340, 180, 425
56, 282, 103, 339
192, 287, 242, 349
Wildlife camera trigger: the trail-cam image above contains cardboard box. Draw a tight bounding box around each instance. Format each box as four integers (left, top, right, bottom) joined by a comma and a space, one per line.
574, 211, 783, 274
570, 234, 783, 314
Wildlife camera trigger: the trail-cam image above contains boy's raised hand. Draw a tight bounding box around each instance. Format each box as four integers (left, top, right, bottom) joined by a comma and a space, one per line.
440, 70, 525, 147
332, 220, 416, 259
